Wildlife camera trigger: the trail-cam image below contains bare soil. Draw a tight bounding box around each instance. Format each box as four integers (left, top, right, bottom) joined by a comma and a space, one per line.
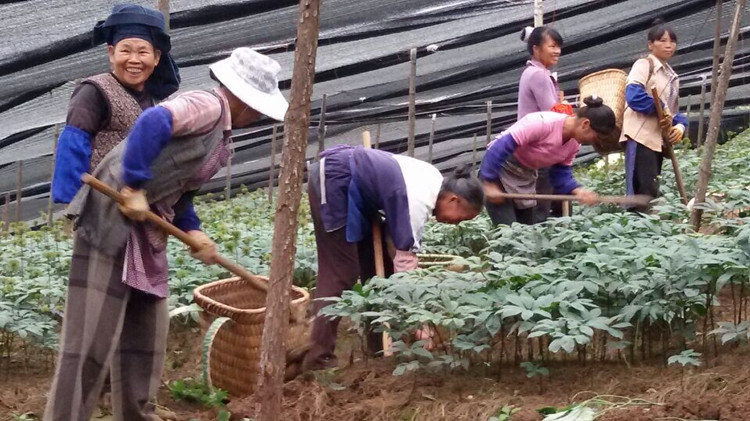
3, 300, 750, 421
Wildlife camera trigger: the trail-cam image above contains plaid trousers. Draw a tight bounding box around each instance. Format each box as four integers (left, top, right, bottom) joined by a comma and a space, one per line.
44, 235, 168, 421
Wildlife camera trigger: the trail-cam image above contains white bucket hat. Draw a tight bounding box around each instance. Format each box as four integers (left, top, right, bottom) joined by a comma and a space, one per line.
209, 48, 289, 122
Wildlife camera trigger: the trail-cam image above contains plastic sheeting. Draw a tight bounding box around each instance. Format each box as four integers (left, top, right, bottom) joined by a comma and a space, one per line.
0, 0, 747, 221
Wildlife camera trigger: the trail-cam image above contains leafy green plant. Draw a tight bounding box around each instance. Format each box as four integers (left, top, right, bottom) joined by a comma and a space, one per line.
489, 405, 520, 421
169, 377, 228, 408
520, 361, 549, 393
667, 349, 702, 390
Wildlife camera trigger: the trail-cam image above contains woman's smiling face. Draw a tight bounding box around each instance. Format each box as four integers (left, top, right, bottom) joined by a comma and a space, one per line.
108, 38, 161, 91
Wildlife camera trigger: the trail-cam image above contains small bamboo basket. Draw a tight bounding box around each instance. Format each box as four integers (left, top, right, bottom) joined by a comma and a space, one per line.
417, 253, 466, 272
194, 276, 310, 396
578, 69, 628, 154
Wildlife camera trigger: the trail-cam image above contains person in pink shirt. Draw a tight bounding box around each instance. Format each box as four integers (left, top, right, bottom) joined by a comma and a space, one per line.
480, 96, 615, 225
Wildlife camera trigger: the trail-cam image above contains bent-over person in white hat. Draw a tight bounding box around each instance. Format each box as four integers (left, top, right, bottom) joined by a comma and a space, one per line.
45, 48, 288, 421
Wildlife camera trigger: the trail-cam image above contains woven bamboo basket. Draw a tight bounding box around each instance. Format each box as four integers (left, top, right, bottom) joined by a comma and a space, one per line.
417, 253, 466, 272
194, 276, 310, 396
578, 68, 628, 154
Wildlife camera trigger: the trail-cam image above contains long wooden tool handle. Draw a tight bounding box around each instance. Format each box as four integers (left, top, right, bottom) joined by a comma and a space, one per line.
651, 89, 689, 205
498, 192, 652, 206
361, 131, 391, 356
81, 173, 268, 292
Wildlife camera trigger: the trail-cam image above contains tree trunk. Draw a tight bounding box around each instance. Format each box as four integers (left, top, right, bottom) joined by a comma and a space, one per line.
255, 0, 322, 419
690, 0, 746, 230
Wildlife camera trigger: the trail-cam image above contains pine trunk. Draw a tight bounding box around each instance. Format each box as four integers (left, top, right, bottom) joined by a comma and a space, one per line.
690, 0, 746, 230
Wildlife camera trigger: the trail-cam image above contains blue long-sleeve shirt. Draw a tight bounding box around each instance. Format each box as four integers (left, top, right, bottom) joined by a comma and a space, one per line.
122, 106, 201, 232
625, 84, 688, 127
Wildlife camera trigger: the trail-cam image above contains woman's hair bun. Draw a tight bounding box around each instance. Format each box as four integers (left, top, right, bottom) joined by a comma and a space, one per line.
452, 163, 473, 179
583, 95, 604, 108
651, 18, 666, 27
519, 26, 534, 43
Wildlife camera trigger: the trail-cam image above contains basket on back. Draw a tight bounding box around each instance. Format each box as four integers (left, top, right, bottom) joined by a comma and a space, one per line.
194, 275, 310, 396
578, 69, 628, 154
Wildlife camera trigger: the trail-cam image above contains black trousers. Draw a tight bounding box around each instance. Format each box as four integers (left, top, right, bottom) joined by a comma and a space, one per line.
626, 140, 664, 213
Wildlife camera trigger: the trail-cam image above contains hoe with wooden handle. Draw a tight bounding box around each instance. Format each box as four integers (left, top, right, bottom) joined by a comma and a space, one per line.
81, 173, 269, 293
651, 88, 689, 205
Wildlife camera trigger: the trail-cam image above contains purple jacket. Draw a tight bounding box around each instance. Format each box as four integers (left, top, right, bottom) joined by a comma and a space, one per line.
517, 60, 559, 119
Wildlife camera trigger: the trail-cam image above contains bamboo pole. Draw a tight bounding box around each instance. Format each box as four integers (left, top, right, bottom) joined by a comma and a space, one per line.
48, 124, 61, 227
256, 0, 322, 416
427, 114, 436, 164
317, 94, 327, 159
691, 0, 746, 230
268, 124, 278, 202
15, 161, 23, 223
407, 48, 417, 157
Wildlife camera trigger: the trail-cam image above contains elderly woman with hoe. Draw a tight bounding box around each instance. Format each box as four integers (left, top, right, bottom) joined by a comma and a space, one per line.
302, 145, 485, 372
52, 3, 180, 204
44, 48, 288, 421
480, 96, 617, 225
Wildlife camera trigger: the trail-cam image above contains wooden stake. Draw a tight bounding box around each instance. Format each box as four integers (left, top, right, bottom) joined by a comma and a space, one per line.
534, 0, 544, 27
363, 130, 391, 356
157, 0, 170, 32
48, 124, 61, 227
494, 192, 652, 206
3, 192, 9, 232
710, 0, 723, 103
256, 0, 322, 417
317, 94, 327, 159
268, 124, 278, 202
485, 100, 493, 146
374, 123, 381, 149
697, 75, 708, 146
471, 133, 477, 170
15, 161, 23, 223
407, 48, 417, 157
428, 114, 436, 164
691, 0, 746, 230
225, 151, 232, 200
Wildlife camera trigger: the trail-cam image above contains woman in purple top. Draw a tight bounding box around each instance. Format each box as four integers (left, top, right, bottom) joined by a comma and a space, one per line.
480, 96, 616, 225
518, 26, 566, 223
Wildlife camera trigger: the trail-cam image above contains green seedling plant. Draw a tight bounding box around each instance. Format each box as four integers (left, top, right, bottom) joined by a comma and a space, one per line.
520, 361, 549, 394
667, 349, 702, 390
489, 405, 520, 421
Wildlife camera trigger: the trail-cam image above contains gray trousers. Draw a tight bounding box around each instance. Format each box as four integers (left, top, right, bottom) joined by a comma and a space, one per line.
45, 236, 168, 421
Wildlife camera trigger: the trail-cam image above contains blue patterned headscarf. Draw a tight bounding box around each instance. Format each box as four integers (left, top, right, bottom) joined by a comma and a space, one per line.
93, 3, 180, 100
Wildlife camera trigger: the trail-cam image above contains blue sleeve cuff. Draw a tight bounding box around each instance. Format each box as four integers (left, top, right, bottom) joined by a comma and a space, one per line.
173, 201, 201, 231
479, 133, 517, 182
122, 106, 174, 188
549, 164, 580, 194
673, 113, 688, 127
52, 125, 92, 204
625, 84, 659, 115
